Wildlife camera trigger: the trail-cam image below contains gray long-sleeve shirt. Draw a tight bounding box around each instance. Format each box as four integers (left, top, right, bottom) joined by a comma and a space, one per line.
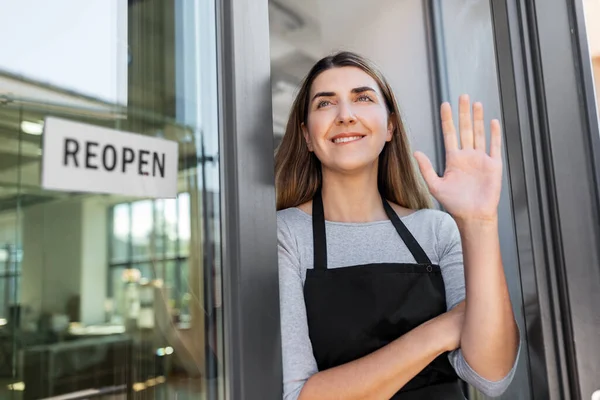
277, 206, 520, 399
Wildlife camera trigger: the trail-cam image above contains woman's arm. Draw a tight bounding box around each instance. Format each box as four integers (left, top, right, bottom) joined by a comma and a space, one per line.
456, 217, 519, 381
298, 305, 464, 400
414, 96, 521, 387
437, 212, 520, 396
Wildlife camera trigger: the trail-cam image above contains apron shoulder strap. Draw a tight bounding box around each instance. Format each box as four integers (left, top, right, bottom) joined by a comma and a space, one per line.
312, 190, 328, 270
382, 199, 432, 265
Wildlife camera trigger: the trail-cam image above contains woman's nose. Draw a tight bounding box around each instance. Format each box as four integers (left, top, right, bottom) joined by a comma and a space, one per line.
336, 102, 356, 125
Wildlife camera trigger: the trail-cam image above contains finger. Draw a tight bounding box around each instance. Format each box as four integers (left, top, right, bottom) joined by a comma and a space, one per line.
440, 102, 458, 152
459, 94, 473, 149
473, 102, 486, 151
414, 151, 440, 194
490, 119, 502, 160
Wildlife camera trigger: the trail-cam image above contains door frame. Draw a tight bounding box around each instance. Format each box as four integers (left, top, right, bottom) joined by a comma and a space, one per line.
216, 0, 282, 399
490, 0, 600, 398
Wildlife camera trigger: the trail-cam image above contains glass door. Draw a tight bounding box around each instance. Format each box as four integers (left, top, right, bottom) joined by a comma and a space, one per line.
269, 0, 531, 398
428, 2, 531, 398
0, 1, 224, 399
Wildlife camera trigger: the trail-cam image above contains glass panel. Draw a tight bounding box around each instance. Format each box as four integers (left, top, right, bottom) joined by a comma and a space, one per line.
154, 200, 166, 258
164, 260, 178, 308
178, 193, 191, 256
111, 203, 130, 263
164, 198, 178, 258
0, 0, 223, 399
0, 278, 5, 321
179, 260, 191, 324
109, 266, 126, 323
433, 1, 531, 398
131, 200, 154, 261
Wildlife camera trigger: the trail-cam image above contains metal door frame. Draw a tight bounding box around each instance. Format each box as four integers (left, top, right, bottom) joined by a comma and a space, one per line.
216, 0, 282, 399
490, 0, 600, 398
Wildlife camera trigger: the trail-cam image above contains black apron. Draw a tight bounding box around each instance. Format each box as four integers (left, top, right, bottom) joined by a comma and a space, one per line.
303, 190, 465, 399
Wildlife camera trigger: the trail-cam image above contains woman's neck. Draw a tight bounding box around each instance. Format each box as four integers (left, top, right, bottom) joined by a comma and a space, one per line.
320, 167, 388, 223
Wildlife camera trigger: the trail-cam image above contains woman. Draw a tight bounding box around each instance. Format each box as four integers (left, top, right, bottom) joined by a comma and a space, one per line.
275, 51, 520, 400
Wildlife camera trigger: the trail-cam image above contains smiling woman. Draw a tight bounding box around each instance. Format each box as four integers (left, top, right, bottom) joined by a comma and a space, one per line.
274, 51, 520, 400
276, 52, 432, 214
303, 71, 393, 176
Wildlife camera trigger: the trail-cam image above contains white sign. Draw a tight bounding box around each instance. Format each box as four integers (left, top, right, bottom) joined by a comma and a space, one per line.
41, 117, 179, 198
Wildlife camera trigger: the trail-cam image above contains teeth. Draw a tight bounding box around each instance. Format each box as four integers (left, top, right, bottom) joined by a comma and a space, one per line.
333, 136, 363, 143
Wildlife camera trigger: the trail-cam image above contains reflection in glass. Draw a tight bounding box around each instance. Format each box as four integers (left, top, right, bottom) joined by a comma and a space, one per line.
0, 0, 222, 398
108, 197, 191, 323
132, 200, 154, 260
111, 203, 130, 263
165, 198, 178, 257
178, 193, 191, 256
154, 200, 166, 257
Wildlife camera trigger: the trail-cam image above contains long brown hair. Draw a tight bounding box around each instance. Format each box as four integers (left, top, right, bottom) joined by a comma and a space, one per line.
274, 51, 433, 211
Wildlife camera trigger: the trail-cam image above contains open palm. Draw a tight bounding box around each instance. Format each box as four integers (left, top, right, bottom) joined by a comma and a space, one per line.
414, 95, 503, 221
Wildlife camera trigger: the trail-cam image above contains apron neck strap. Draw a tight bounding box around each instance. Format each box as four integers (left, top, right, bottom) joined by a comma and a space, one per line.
312, 189, 328, 270
311, 189, 432, 270
381, 198, 432, 265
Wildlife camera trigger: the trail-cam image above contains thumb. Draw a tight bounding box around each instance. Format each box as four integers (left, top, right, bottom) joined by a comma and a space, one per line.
413, 151, 440, 193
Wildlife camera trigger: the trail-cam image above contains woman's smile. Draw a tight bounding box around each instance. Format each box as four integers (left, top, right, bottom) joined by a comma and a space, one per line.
330, 133, 366, 144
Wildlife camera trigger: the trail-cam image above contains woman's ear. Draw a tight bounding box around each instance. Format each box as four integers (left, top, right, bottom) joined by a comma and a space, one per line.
386, 118, 394, 142
302, 123, 314, 151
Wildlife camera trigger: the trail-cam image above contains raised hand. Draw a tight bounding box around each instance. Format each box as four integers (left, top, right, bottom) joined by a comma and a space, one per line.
414, 95, 503, 222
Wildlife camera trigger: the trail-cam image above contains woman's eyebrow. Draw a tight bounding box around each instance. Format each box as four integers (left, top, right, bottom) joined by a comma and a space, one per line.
311, 86, 377, 102
351, 86, 376, 94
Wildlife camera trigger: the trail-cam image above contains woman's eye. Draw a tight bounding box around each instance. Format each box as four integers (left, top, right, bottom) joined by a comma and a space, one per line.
357, 95, 373, 102
317, 100, 331, 108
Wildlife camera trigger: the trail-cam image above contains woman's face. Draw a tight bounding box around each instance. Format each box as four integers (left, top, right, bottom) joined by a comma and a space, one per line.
303, 66, 393, 174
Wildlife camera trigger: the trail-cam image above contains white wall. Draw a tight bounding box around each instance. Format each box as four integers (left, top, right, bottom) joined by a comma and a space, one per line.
20, 197, 108, 325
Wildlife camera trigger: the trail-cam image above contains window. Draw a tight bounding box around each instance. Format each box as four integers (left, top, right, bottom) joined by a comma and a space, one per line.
108, 193, 192, 324
0, 0, 224, 397
0, 245, 21, 322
